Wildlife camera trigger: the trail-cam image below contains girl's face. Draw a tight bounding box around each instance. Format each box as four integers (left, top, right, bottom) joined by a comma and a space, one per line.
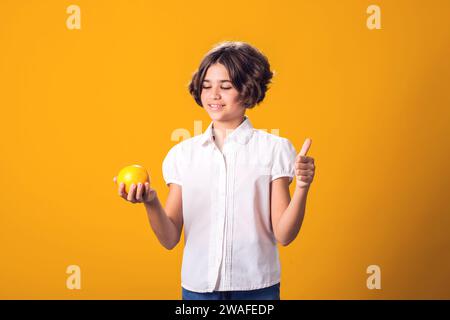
200, 63, 246, 122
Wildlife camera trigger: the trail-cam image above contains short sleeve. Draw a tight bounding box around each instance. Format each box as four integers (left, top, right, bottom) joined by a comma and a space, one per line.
271, 137, 297, 184
162, 144, 183, 186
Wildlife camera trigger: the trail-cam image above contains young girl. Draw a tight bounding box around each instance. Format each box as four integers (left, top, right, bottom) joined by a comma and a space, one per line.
114, 41, 316, 300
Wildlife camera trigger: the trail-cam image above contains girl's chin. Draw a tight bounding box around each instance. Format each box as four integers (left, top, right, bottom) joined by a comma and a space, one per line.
208, 112, 227, 120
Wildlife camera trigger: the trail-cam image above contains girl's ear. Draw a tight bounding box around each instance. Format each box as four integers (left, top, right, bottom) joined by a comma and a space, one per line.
237, 94, 249, 109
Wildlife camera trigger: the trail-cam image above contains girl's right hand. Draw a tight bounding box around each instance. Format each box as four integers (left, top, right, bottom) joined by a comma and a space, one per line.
113, 176, 157, 204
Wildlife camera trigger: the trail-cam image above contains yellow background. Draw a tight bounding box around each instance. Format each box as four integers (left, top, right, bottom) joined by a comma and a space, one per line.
1, 0, 449, 299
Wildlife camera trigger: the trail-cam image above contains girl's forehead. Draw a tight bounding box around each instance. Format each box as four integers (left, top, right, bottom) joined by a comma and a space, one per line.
206, 63, 229, 75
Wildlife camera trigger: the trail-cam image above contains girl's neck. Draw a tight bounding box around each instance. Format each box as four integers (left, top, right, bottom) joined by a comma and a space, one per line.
213, 115, 245, 134
212, 116, 246, 140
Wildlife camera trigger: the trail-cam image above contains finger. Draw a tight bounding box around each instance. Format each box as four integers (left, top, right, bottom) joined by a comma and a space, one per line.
136, 183, 144, 201
299, 138, 312, 157
118, 182, 126, 197
297, 155, 311, 163
296, 169, 314, 177
300, 156, 314, 163
144, 182, 150, 199
296, 169, 314, 178
296, 163, 315, 170
127, 184, 136, 202
298, 175, 313, 183
113, 176, 117, 184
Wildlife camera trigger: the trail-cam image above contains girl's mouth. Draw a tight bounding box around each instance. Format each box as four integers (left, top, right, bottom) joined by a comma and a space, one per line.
208, 104, 225, 111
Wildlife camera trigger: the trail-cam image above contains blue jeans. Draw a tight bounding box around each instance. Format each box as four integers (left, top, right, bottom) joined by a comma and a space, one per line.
182, 283, 280, 300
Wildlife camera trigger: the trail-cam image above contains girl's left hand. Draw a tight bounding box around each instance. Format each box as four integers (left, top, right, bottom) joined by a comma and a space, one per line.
295, 138, 315, 189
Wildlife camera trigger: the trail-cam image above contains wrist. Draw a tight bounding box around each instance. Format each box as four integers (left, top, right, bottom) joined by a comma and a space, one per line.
295, 183, 310, 192
144, 191, 158, 206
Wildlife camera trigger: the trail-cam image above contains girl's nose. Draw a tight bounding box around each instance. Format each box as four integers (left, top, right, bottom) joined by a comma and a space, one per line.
210, 87, 221, 99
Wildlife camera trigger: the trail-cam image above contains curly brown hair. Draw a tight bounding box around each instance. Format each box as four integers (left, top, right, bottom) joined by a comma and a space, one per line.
188, 41, 273, 109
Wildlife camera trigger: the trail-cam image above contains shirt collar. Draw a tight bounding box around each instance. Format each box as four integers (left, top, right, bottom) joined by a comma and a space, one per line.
200, 115, 254, 146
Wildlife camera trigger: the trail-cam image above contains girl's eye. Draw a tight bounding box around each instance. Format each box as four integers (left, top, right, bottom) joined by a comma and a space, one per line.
202, 86, 232, 90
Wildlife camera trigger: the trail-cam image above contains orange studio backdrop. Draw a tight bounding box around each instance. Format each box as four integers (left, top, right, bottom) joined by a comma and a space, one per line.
1, 0, 449, 299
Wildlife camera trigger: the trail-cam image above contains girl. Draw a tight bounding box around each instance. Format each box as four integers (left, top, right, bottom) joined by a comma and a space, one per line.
113, 41, 316, 300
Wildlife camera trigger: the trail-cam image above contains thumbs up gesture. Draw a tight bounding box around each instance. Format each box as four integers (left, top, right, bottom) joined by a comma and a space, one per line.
295, 138, 315, 189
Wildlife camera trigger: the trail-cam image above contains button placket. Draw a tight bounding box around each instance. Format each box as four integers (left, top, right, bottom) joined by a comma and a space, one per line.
208, 147, 220, 288
226, 149, 237, 288
211, 144, 228, 288
218, 144, 237, 289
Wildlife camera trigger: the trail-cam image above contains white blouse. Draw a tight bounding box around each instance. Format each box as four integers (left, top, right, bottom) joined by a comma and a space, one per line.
162, 116, 297, 292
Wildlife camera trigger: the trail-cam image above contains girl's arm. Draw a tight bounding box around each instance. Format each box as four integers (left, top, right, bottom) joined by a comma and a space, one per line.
114, 177, 183, 250
271, 139, 315, 246
271, 179, 309, 246
144, 183, 183, 250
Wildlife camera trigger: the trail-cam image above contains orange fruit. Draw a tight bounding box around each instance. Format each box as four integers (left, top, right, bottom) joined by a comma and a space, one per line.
117, 165, 149, 193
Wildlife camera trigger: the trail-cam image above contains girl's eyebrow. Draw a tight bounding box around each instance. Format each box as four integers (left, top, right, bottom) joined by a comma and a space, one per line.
203, 79, 232, 83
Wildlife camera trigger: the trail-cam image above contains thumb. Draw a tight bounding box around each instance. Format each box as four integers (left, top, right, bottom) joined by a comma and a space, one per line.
299, 138, 312, 157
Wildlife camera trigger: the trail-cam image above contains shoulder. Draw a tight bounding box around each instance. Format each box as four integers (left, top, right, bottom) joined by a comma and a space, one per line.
167, 134, 202, 152
164, 134, 204, 162
252, 129, 295, 150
